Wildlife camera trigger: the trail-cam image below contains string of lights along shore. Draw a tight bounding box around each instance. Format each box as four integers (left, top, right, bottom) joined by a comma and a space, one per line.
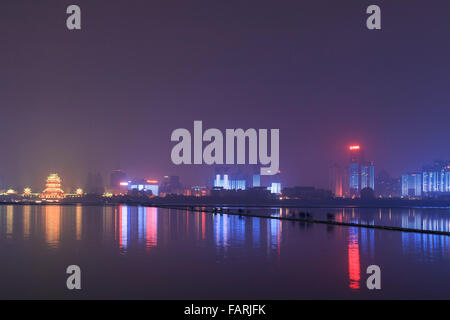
0, 145, 450, 203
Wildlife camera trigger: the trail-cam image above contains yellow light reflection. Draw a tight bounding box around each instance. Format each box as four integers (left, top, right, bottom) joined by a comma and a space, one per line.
23, 206, 31, 238
76, 205, 82, 240
6, 205, 13, 237
44, 206, 61, 248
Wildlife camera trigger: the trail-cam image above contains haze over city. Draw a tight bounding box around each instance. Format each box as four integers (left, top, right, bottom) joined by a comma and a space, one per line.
1, 1, 450, 190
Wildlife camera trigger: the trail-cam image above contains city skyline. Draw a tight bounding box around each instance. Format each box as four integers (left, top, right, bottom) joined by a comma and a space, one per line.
0, 143, 449, 190
1, 1, 450, 190
2, 0, 450, 302
2, 149, 450, 200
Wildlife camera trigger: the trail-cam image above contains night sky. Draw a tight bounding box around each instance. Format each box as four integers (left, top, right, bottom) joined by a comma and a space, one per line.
1, 0, 450, 190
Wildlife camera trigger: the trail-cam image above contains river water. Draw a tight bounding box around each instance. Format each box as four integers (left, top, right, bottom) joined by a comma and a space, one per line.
0, 204, 449, 299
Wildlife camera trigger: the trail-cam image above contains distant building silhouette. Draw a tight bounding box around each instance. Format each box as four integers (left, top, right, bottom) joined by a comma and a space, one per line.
375, 170, 401, 198
110, 169, 127, 190
85, 172, 104, 195
360, 187, 375, 200
329, 163, 344, 197
160, 175, 182, 195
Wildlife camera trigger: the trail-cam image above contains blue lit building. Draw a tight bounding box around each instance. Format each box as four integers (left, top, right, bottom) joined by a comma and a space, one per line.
230, 179, 246, 190
213, 171, 282, 193
267, 182, 281, 194
252, 174, 261, 187
214, 174, 246, 190
361, 162, 375, 190
401, 173, 422, 197
349, 163, 359, 195
400, 161, 450, 197
348, 145, 375, 197
422, 161, 450, 194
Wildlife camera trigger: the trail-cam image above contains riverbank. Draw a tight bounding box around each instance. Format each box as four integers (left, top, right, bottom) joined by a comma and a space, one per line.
1, 196, 450, 208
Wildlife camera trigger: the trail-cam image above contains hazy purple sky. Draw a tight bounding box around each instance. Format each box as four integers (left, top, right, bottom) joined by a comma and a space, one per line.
1, 0, 450, 190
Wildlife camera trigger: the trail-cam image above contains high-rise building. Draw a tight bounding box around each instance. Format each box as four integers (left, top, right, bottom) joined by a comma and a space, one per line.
361, 161, 375, 190
348, 145, 375, 197
349, 145, 362, 196
422, 161, 450, 194
401, 173, 422, 197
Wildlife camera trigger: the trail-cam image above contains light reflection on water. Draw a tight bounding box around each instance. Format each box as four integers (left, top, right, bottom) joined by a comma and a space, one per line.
1, 204, 450, 298
44, 205, 61, 249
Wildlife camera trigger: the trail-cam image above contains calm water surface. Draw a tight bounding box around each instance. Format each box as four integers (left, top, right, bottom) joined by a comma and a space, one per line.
0, 204, 449, 299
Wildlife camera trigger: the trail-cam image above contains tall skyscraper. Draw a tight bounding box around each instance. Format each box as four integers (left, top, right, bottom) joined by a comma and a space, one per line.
361, 161, 375, 190
348, 145, 375, 197
349, 145, 362, 196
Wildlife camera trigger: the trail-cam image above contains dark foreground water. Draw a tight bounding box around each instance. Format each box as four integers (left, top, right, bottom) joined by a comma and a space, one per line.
0, 204, 450, 299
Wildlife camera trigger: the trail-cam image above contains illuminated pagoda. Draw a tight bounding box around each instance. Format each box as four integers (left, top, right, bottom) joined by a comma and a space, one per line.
41, 173, 65, 199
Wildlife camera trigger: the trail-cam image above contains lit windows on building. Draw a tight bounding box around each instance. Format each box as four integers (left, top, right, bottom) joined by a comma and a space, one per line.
214, 174, 221, 188
402, 173, 422, 197
369, 165, 375, 190
191, 186, 207, 197
230, 179, 246, 190
446, 172, 450, 192
214, 174, 245, 190
361, 166, 369, 190
361, 163, 375, 190
349, 163, 359, 194
408, 161, 450, 195
268, 182, 281, 194
347, 145, 375, 196
422, 171, 450, 193
128, 179, 159, 196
